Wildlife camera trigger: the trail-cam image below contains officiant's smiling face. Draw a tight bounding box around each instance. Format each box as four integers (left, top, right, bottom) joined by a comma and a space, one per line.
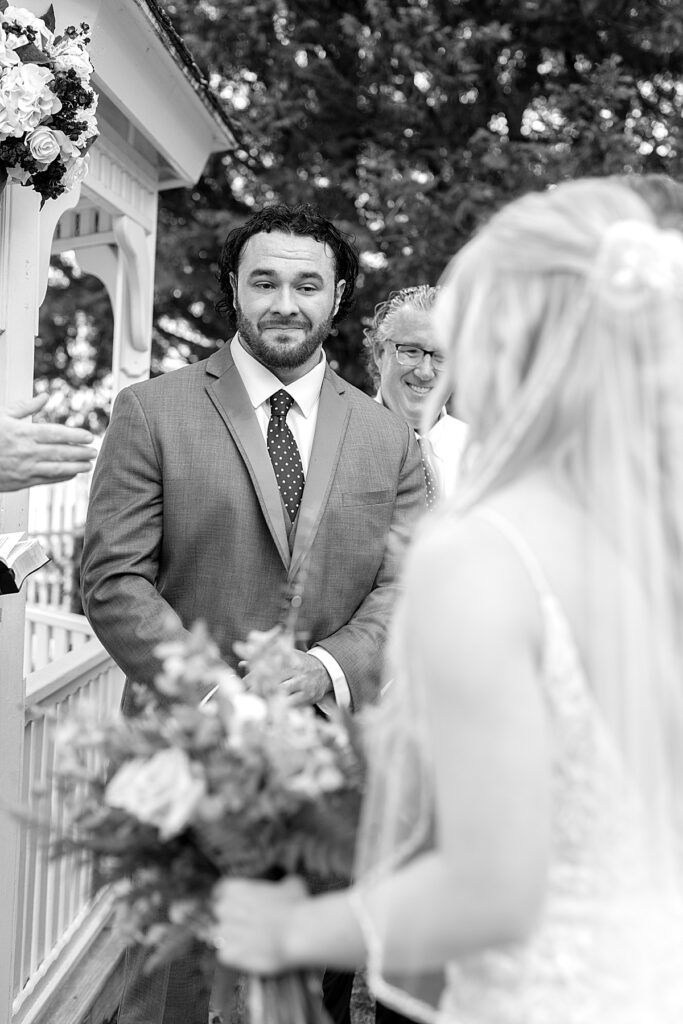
231, 230, 346, 383
376, 308, 446, 432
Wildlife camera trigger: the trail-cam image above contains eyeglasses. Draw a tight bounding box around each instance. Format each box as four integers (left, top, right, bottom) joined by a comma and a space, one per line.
392, 344, 447, 371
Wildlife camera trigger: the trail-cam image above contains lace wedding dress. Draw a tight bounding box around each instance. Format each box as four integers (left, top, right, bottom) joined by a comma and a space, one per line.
438, 510, 683, 1024
361, 508, 683, 1024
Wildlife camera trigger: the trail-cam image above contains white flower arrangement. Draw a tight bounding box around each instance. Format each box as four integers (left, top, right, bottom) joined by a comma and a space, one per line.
41, 622, 365, 1022
0, 2, 98, 204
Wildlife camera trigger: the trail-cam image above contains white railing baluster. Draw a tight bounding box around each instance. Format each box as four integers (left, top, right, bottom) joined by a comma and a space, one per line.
14, 625, 124, 1024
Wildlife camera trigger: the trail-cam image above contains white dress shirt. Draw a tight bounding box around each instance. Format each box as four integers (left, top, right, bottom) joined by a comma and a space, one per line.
231, 336, 326, 473
424, 411, 468, 499
375, 390, 468, 499
231, 336, 350, 710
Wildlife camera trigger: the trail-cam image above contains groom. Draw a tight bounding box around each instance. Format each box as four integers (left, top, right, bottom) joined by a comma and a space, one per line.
81, 202, 425, 1023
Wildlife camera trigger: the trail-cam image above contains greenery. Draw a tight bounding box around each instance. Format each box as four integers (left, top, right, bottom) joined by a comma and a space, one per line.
37, 0, 683, 424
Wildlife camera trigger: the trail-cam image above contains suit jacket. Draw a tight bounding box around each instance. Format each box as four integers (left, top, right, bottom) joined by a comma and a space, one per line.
81, 344, 425, 712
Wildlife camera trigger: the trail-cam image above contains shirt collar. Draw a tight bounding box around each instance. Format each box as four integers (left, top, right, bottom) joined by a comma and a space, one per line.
231, 335, 326, 417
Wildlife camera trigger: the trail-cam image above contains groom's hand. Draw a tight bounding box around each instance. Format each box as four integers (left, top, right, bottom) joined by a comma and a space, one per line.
233, 630, 333, 705
278, 650, 333, 706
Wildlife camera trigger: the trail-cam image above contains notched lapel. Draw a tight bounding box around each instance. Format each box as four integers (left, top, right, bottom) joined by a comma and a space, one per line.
290, 372, 350, 582
206, 354, 290, 569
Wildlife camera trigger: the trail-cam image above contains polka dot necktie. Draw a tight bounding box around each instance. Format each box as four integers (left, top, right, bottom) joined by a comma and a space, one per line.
417, 434, 440, 510
267, 389, 305, 521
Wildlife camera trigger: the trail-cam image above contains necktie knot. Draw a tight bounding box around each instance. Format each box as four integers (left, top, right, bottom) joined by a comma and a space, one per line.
270, 389, 295, 418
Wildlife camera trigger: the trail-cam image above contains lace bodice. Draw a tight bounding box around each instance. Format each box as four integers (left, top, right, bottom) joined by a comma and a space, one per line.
435, 509, 683, 1024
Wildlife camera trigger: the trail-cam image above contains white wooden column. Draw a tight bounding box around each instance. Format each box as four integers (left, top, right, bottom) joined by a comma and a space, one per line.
0, 184, 41, 1024
110, 213, 157, 395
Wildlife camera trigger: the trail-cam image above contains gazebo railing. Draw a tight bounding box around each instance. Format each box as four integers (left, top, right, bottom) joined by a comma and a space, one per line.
13, 625, 124, 1024
24, 605, 93, 676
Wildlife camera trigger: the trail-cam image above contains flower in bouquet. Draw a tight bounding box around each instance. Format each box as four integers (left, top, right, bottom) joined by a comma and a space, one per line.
0, 2, 98, 204
46, 621, 365, 1019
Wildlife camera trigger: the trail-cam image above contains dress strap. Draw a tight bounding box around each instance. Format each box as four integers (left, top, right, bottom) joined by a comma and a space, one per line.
474, 506, 555, 607
473, 506, 590, 714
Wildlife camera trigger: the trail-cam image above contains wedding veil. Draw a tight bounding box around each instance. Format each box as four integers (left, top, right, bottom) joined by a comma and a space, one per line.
353, 179, 683, 1021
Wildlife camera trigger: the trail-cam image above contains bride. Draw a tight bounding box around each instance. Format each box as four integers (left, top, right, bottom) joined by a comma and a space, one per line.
211, 177, 683, 1023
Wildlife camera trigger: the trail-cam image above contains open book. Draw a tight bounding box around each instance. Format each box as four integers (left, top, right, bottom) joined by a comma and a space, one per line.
0, 533, 50, 594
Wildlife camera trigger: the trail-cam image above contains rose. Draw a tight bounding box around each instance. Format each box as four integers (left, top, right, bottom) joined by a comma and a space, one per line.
0, 63, 60, 138
104, 747, 207, 841
49, 36, 93, 80
51, 127, 76, 159
25, 124, 59, 164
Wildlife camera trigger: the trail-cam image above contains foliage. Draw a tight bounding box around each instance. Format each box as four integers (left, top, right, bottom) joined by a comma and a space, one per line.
35, 256, 113, 432
37, 0, 683, 406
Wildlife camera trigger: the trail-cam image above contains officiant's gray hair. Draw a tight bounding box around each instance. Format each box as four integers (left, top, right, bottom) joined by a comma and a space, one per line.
363, 285, 439, 387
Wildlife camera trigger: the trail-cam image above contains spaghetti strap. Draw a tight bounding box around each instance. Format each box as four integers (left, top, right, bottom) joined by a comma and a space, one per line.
473, 506, 587, 684
474, 506, 556, 607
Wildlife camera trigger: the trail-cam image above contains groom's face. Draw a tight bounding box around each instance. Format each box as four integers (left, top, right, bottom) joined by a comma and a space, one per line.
230, 230, 346, 383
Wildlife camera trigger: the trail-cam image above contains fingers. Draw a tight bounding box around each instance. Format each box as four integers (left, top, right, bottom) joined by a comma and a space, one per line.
30, 423, 95, 446
28, 460, 96, 485
279, 678, 309, 705
7, 394, 49, 419
211, 877, 308, 970
28, 441, 97, 464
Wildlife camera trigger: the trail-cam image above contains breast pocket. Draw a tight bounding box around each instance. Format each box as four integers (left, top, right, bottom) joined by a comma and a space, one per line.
342, 489, 394, 507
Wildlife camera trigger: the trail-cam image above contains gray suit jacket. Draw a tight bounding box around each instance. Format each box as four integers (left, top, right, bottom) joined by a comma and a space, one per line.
81, 344, 424, 711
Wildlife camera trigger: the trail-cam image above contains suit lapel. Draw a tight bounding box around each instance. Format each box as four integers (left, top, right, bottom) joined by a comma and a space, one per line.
290, 370, 350, 582
205, 348, 291, 569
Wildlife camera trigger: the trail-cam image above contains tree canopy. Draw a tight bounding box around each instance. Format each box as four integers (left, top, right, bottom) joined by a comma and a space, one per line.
39, 0, 683, 420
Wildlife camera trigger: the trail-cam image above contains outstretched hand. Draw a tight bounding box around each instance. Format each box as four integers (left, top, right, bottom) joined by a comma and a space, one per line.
0, 394, 97, 492
211, 875, 309, 974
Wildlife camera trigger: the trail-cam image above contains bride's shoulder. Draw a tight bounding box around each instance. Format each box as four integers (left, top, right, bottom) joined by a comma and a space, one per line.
402, 504, 543, 660
405, 503, 529, 592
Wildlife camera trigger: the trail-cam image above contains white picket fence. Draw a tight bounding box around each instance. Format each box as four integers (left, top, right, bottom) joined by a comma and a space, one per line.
13, 608, 124, 1024
27, 465, 94, 610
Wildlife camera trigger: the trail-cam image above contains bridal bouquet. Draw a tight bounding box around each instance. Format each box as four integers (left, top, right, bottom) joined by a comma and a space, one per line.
0, 3, 98, 204
49, 622, 365, 1023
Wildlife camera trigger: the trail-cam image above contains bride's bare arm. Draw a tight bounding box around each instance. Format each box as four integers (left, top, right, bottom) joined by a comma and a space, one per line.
213, 515, 552, 974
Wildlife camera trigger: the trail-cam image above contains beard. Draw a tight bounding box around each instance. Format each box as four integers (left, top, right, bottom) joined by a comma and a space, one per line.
235, 302, 334, 370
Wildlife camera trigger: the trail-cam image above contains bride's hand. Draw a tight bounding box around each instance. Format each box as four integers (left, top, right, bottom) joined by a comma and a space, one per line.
211, 875, 309, 973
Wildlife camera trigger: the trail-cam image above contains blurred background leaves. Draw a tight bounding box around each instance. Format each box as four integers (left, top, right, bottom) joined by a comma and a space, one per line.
38, 0, 683, 425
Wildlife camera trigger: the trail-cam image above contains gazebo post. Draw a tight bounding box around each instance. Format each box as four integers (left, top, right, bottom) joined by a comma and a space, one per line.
0, 184, 42, 1024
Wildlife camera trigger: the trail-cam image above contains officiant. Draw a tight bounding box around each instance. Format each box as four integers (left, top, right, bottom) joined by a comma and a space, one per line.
365, 285, 467, 506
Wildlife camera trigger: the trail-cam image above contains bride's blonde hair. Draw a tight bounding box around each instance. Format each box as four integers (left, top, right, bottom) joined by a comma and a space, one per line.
432, 174, 683, 857
431, 179, 683, 507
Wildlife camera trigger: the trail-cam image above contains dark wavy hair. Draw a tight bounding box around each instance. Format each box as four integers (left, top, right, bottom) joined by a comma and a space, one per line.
216, 203, 360, 323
